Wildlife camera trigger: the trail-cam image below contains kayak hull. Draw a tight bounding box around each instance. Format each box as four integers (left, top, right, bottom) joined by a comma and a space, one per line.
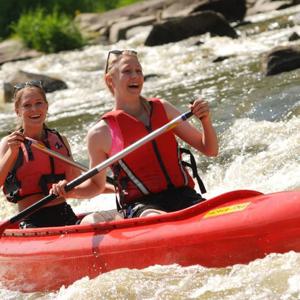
0, 190, 300, 292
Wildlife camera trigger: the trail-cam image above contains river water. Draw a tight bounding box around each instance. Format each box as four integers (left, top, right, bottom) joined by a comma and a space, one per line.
0, 5, 300, 300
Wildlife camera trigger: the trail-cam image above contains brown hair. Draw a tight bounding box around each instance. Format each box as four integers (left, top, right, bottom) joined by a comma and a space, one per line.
13, 84, 48, 129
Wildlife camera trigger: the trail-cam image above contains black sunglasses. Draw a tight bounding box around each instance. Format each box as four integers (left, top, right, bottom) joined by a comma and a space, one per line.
105, 49, 138, 74
14, 80, 44, 92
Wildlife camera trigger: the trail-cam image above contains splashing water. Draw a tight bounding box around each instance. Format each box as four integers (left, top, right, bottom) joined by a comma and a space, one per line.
0, 5, 300, 299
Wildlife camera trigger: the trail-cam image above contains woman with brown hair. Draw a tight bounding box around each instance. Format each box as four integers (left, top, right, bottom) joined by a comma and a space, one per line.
0, 80, 81, 228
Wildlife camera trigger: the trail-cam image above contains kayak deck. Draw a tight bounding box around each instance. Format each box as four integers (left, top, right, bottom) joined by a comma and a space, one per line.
0, 189, 300, 292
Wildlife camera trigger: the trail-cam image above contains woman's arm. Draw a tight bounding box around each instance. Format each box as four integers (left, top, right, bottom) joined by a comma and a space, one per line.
51, 120, 112, 198
0, 132, 25, 187
162, 98, 218, 157
62, 134, 114, 193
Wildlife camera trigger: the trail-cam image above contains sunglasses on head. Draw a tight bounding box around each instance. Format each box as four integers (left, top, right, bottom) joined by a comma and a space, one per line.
105, 49, 138, 74
14, 80, 44, 93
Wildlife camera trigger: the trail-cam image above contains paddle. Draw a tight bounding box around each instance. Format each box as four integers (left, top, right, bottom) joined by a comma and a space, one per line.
25, 137, 114, 184
0, 110, 193, 234
26, 137, 89, 172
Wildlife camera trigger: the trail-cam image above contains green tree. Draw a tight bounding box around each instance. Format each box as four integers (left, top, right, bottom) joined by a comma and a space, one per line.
12, 9, 85, 53
0, 0, 143, 40
0, 0, 97, 39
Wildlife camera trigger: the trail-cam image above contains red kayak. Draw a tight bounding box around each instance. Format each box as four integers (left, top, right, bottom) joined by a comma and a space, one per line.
0, 189, 299, 292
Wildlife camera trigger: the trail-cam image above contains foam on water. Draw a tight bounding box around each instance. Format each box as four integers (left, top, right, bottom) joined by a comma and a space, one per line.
0, 4, 300, 299
205, 116, 300, 197
3, 252, 297, 300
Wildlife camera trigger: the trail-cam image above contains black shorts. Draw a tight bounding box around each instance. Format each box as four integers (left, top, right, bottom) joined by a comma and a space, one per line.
125, 186, 204, 218
19, 202, 78, 229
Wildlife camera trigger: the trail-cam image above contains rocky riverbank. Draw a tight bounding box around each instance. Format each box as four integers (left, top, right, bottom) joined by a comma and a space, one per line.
1, 0, 300, 103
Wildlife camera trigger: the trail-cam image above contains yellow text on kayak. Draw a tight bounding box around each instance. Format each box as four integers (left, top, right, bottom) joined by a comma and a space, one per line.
203, 202, 251, 219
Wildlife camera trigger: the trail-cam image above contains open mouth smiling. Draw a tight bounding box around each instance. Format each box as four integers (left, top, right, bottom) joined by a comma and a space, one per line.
29, 114, 42, 119
128, 83, 139, 89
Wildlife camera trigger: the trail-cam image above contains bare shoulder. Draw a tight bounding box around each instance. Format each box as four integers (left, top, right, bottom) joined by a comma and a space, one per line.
87, 120, 111, 154
87, 119, 110, 139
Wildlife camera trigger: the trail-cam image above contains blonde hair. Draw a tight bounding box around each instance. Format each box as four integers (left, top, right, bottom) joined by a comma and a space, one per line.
104, 50, 139, 95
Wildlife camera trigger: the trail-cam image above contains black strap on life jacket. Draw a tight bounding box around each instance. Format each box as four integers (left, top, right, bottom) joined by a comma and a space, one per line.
3, 128, 68, 202
145, 106, 175, 190
4, 128, 35, 202
39, 173, 66, 194
111, 163, 127, 214
111, 146, 207, 213
180, 147, 207, 194
4, 148, 24, 203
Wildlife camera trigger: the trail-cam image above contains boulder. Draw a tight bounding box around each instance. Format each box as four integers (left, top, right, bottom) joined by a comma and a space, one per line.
288, 32, 300, 41
162, 0, 246, 21
76, 0, 246, 45
125, 25, 153, 40
145, 11, 238, 46
109, 15, 157, 43
247, 0, 294, 16
190, 0, 247, 21
0, 39, 41, 65
3, 70, 68, 103
262, 45, 300, 75
74, 0, 170, 42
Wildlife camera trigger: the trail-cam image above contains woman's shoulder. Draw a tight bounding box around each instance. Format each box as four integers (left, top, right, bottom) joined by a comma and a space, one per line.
87, 119, 112, 154
87, 119, 110, 140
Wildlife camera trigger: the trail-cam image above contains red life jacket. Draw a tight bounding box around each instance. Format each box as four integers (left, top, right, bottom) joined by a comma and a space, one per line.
102, 98, 196, 206
3, 128, 71, 203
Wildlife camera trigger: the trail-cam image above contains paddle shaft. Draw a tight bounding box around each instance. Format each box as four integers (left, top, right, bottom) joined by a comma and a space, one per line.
26, 137, 88, 172
26, 137, 114, 184
1, 111, 193, 230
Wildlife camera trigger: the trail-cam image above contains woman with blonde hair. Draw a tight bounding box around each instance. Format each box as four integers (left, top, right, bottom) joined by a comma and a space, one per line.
52, 50, 218, 219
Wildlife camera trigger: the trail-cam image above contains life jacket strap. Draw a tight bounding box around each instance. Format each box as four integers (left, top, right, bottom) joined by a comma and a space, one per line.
39, 173, 66, 195
180, 148, 207, 194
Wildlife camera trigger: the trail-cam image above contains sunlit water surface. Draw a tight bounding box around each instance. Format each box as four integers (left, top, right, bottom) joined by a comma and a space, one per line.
0, 5, 299, 299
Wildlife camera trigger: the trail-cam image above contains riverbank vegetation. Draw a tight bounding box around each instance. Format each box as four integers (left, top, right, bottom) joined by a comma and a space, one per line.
0, 0, 142, 53
11, 9, 85, 53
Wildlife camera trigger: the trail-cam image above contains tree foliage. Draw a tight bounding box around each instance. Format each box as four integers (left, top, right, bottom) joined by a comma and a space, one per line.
12, 9, 85, 53
1, 0, 102, 39
0, 0, 143, 48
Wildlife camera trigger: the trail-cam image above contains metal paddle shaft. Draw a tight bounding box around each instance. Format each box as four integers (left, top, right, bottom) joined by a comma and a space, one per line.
26, 137, 114, 184
26, 137, 88, 172
64, 110, 193, 191
0, 111, 193, 232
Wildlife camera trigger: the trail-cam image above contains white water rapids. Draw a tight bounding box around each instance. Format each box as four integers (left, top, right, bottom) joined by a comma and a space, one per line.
0, 5, 299, 299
